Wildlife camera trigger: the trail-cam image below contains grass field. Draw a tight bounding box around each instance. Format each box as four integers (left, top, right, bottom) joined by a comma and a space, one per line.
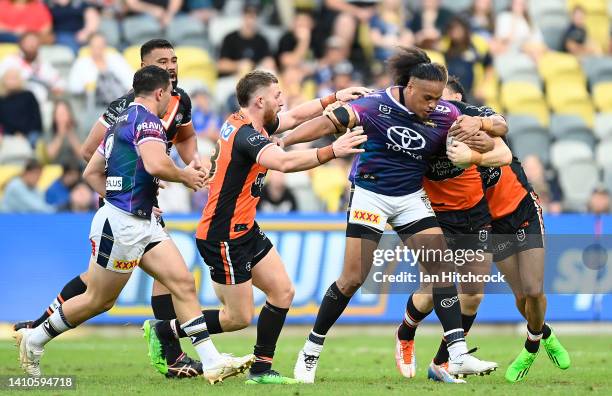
0, 326, 610, 395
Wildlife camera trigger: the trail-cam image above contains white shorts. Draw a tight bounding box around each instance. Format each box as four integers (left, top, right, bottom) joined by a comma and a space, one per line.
346, 185, 437, 238
89, 202, 169, 273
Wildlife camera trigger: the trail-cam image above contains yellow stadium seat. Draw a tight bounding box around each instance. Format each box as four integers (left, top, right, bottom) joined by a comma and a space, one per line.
538, 51, 585, 83
0, 43, 18, 61
0, 164, 22, 199
175, 46, 217, 90
546, 80, 590, 110
555, 100, 595, 127
585, 13, 610, 53
425, 50, 445, 66
567, 0, 607, 14
38, 165, 62, 192
77, 46, 120, 58
593, 81, 612, 112
123, 45, 142, 71
500, 82, 550, 126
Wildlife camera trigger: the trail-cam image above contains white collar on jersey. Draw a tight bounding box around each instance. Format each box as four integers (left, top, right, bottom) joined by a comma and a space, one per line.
385, 86, 415, 115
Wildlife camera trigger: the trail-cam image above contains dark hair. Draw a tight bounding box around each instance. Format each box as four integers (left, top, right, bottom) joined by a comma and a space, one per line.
133, 65, 170, 97
62, 162, 80, 175
446, 75, 466, 99
52, 99, 77, 135
387, 47, 447, 86
236, 70, 279, 107
445, 16, 472, 56
24, 159, 42, 173
140, 39, 174, 61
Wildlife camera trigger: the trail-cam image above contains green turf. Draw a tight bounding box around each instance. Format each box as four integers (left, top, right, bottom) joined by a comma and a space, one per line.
1, 329, 610, 395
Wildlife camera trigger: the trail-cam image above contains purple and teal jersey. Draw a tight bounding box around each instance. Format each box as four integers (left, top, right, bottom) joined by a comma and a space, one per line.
348, 86, 460, 196
98, 103, 167, 218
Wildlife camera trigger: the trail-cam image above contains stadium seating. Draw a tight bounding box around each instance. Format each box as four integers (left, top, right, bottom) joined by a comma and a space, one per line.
500, 82, 549, 126
581, 56, 612, 87
122, 15, 164, 46
546, 79, 594, 126
559, 159, 600, 210
122, 45, 142, 71
593, 113, 612, 140
99, 17, 121, 49
0, 43, 18, 60
441, 0, 472, 14
592, 81, 612, 112
0, 164, 61, 198
531, 1, 570, 51
506, 114, 543, 133
596, 138, 612, 168
494, 53, 541, 86
604, 164, 612, 192
550, 140, 593, 170
538, 51, 586, 85
508, 127, 551, 164
174, 46, 217, 90
39, 45, 75, 80
167, 15, 207, 49
549, 114, 596, 146
207, 16, 242, 49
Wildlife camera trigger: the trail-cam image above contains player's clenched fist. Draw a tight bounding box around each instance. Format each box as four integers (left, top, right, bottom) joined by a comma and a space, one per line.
446, 140, 473, 169
331, 128, 367, 157
449, 115, 481, 141
182, 161, 208, 191
335, 86, 374, 102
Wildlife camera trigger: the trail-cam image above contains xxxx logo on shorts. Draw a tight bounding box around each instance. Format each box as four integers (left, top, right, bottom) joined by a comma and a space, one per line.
352, 210, 381, 224
113, 259, 139, 271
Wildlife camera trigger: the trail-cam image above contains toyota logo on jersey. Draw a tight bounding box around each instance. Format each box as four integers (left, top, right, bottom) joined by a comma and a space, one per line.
386, 126, 426, 151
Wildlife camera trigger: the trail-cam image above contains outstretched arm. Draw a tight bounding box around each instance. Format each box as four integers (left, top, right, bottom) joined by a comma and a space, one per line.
276, 87, 371, 133
281, 103, 360, 147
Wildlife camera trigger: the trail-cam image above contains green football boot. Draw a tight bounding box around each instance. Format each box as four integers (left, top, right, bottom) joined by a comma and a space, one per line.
543, 329, 570, 370
505, 348, 538, 383
245, 369, 300, 384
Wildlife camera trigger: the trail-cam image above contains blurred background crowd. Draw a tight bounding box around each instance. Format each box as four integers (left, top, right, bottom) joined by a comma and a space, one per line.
0, 0, 611, 215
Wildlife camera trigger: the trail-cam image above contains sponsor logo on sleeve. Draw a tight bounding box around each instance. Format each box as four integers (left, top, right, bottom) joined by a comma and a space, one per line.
247, 133, 269, 146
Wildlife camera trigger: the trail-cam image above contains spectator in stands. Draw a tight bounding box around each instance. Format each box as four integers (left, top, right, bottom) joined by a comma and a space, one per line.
279, 64, 313, 110
125, 0, 183, 29
276, 9, 314, 70
314, 36, 350, 96
67, 33, 132, 107
191, 87, 222, 140
493, 0, 546, 58
0, 67, 43, 146
588, 187, 610, 214
57, 180, 94, 212
0, 32, 65, 104
312, 0, 376, 68
563, 6, 602, 58
44, 99, 82, 164
47, 0, 101, 54
369, 0, 413, 63
45, 162, 79, 207
0, 0, 53, 43
0, 159, 55, 213
217, 3, 275, 77
442, 16, 493, 102
522, 154, 563, 214
463, 0, 495, 41
187, 0, 218, 24
408, 0, 455, 49
257, 170, 297, 213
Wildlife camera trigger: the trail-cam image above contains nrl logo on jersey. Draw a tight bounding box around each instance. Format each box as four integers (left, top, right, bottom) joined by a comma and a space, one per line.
378, 104, 392, 115
175, 113, 183, 124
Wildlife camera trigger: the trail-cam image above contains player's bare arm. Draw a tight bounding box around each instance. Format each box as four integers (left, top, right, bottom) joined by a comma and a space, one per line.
259, 129, 366, 173
81, 120, 108, 161
447, 136, 512, 168
281, 104, 359, 147
449, 114, 508, 141
139, 140, 207, 190
82, 151, 107, 197
276, 87, 371, 133
174, 123, 210, 171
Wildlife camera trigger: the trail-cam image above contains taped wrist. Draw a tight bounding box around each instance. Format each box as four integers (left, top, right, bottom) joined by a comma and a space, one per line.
316, 145, 336, 164
480, 117, 493, 133
326, 106, 357, 132
320, 92, 337, 109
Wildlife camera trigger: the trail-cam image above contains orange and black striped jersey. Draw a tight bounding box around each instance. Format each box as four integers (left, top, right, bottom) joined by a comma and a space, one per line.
196, 111, 279, 241
423, 101, 496, 212
480, 136, 533, 220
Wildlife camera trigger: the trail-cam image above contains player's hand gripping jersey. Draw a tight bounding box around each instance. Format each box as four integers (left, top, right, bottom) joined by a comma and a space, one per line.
346, 87, 460, 196
98, 103, 167, 218
423, 101, 496, 212
196, 111, 279, 241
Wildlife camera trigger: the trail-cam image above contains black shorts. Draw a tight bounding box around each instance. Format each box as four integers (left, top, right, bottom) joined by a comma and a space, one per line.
435, 198, 492, 252
196, 223, 273, 285
491, 191, 545, 262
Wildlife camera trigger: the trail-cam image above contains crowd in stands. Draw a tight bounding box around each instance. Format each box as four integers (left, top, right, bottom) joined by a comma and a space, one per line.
0, 0, 611, 215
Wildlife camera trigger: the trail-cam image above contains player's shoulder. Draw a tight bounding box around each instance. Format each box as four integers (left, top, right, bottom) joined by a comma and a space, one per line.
449, 100, 496, 117
173, 86, 192, 105
219, 112, 254, 141
108, 91, 135, 112
432, 99, 459, 116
